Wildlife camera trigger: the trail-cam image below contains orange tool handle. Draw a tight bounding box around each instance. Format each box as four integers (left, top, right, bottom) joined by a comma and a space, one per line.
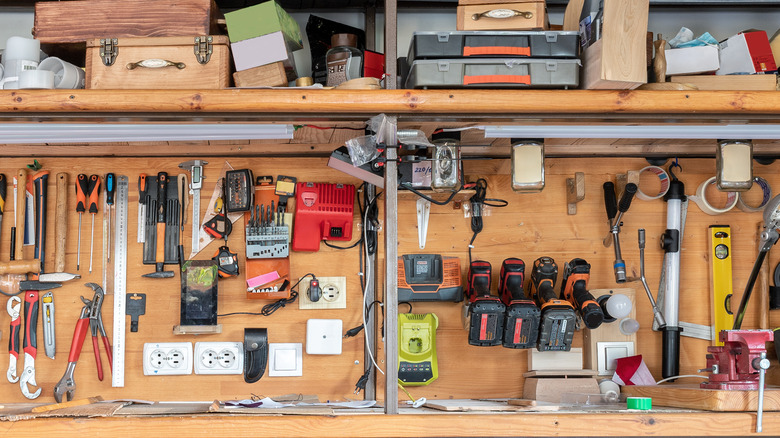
463, 46, 530, 57
87, 175, 100, 214
75, 174, 88, 213
463, 74, 530, 85
67, 317, 90, 363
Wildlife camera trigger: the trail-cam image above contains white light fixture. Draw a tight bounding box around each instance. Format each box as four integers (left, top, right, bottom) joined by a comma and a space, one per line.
483, 125, 780, 140
0, 123, 295, 143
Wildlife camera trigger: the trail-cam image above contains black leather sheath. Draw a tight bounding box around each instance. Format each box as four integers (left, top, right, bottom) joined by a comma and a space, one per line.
244, 328, 268, 383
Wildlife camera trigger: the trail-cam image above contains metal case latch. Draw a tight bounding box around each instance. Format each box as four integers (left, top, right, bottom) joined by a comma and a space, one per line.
194, 36, 213, 65
100, 38, 118, 66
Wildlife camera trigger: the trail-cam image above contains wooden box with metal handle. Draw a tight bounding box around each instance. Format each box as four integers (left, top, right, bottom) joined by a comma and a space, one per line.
85, 36, 230, 90
456, 0, 547, 31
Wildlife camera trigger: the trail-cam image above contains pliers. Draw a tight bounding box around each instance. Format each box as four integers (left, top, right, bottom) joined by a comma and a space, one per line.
81, 283, 112, 381
6, 296, 21, 383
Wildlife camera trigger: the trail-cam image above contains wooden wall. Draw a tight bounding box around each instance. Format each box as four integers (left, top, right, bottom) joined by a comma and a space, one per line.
386, 156, 780, 402
1, 154, 778, 406
0, 157, 368, 403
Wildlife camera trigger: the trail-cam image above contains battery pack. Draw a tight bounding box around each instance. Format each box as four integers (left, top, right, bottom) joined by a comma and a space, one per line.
503, 300, 541, 349
537, 306, 576, 352
467, 297, 505, 346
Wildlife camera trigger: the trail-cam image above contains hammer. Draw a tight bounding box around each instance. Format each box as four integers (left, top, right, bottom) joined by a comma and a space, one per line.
143, 172, 173, 279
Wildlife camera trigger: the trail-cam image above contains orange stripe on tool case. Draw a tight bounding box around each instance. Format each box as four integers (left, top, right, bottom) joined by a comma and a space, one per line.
463, 75, 530, 85
463, 46, 531, 56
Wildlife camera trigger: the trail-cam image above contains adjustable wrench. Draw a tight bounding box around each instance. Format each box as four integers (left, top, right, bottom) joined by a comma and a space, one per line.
54, 305, 90, 403
6, 296, 21, 383
19, 290, 41, 399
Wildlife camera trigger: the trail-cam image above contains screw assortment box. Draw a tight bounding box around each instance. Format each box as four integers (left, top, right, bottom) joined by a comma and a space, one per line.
404, 30, 580, 89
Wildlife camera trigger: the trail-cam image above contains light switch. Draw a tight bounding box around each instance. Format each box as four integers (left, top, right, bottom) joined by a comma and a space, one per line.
306, 319, 343, 355
269, 343, 303, 376
597, 341, 635, 375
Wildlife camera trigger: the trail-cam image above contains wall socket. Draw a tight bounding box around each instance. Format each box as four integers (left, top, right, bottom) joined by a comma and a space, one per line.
143, 342, 193, 376
298, 276, 347, 309
194, 342, 244, 375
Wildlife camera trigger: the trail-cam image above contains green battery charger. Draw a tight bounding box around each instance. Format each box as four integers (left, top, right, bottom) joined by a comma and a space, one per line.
398, 313, 439, 386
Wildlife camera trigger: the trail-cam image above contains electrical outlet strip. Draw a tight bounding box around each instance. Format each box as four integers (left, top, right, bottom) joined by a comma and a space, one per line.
194, 342, 244, 375
298, 276, 347, 309
143, 342, 193, 376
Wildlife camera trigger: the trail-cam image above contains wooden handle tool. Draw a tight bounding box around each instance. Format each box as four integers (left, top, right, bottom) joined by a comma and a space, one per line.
15, 169, 26, 261
55, 173, 68, 273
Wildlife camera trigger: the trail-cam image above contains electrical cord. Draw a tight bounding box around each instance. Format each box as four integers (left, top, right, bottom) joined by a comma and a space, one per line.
399, 182, 459, 206
656, 374, 708, 384
468, 178, 508, 264
218, 273, 316, 317
345, 300, 383, 338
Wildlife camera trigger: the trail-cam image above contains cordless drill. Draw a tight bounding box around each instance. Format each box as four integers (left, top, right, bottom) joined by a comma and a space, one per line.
561, 258, 604, 330
465, 260, 505, 346
530, 256, 576, 351
498, 258, 540, 349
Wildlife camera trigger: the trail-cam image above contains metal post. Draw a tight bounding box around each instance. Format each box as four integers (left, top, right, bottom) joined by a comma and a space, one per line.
383, 0, 397, 89
384, 143, 399, 414
363, 184, 377, 401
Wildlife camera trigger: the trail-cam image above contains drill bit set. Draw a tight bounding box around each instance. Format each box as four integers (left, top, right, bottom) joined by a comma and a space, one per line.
245, 200, 289, 259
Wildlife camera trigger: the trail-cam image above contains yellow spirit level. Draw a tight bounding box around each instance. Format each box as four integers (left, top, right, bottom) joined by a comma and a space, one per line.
709, 225, 734, 346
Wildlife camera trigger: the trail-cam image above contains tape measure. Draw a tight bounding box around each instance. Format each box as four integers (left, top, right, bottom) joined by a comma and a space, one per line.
709, 225, 734, 346
112, 175, 129, 387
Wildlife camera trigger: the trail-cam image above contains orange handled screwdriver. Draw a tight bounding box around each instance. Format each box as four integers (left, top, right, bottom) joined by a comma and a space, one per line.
75, 174, 88, 271
87, 175, 100, 273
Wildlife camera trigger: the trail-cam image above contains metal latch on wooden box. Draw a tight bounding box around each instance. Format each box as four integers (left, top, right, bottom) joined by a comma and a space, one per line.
100, 38, 118, 66
194, 36, 213, 65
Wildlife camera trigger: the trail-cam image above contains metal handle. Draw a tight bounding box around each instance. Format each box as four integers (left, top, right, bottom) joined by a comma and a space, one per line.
126, 59, 186, 70
471, 8, 533, 21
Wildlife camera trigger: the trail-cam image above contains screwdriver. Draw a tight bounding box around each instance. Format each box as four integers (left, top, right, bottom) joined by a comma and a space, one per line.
88, 174, 101, 273
105, 173, 115, 262
0, 174, 6, 246
75, 174, 89, 270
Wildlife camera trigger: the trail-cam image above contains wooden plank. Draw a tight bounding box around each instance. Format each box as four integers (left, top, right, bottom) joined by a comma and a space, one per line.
2, 90, 780, 116
623, 385, 780, 411
423, 399, 557, 412
31, 396, 104, 413
671, 75, 779, 91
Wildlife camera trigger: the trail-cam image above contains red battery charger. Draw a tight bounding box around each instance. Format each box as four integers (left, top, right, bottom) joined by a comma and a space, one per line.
292, 182, 355, 252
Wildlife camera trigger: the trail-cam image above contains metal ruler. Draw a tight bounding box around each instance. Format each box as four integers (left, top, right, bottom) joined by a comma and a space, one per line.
112, 175, 128, 387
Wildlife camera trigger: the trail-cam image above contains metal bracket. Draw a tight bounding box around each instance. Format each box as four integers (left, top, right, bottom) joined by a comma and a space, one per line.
100, 38, 118, 67
566, 172, 585, 215
194, 36, 213, 65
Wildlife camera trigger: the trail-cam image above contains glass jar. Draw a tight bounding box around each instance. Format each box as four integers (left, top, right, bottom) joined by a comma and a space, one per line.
326, 33, 362, 87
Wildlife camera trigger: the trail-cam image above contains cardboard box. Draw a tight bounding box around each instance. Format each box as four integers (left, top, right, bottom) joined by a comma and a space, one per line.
225, 0, 303, 50
523, 377, 599, 402
233, 62, 290, 87
581, 0, 649, 89
85, 36, 230, 90
457, 1, 547, 31
717, 31, 777, 75
665, 45, 719, 76
671, 74, 778, 90
231, 31, 297, 73
527, 348, 583, 371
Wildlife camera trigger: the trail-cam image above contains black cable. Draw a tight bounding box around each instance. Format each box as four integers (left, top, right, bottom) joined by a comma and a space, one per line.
218, 273, 315, 317
399, 301, 412, 314
0, 288, 23, 297
467, 178, 508, 264
324, 239, 362, 250
399, 182, 458, 206
345, 300, 383, 338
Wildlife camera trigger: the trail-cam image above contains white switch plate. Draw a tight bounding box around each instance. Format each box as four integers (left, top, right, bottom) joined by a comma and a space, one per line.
269, 343, 303, 376
306, 319, 343, 355
597, 341, 635, 375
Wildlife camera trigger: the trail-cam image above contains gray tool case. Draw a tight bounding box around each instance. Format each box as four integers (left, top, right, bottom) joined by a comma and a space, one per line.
407, 31, 580, 62
404, 58, 581, 89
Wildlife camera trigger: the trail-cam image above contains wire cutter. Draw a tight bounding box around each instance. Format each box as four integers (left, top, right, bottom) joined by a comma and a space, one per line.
81, 283, 112, 381
6, 296, 21, 383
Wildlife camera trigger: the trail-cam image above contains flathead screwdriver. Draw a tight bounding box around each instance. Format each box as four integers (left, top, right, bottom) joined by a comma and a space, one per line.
105, 173, 115, 262
75, 174, 88, 270
87, 174, 101, 273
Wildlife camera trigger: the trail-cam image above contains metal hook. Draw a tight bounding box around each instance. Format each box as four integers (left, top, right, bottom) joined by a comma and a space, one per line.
668, 159, 682, 181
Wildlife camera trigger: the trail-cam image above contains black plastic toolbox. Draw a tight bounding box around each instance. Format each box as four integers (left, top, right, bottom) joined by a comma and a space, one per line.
404, 58, 580, 89
407, 31, 579, 62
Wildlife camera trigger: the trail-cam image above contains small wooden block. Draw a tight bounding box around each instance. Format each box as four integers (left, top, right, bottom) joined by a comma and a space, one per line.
566, 172, 585, 215
233, 62, 289, 88
528, 348, 583, 371
523, 369, 597, 377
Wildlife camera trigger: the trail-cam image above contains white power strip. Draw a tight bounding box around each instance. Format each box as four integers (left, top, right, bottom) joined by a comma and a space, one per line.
194, 342, 244, 375
142, 343, 193, 376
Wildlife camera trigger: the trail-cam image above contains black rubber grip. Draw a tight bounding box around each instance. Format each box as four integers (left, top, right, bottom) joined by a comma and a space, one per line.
9, 318, 19, 354
106, 173, 116, 206
537, 283, 558, 304
603, 182, 617, 220
76, 174, 89, 213
23, 293, 38, 351
618, 183, 638, 213
0, 173, 6, 214
662, 327, 682, 379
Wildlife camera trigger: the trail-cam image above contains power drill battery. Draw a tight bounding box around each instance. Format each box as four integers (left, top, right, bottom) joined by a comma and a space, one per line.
466, 261, 505, 347
530, 257, 576, 352
498, 258, 540, 349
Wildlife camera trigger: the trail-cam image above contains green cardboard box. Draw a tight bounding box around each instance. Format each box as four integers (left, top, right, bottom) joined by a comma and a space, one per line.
225, 0, 303, 50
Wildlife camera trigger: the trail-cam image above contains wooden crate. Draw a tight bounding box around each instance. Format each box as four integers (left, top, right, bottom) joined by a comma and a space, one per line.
85, 36, 230, 89
233, 62, 290, 88
33, 0, 222, 44
581, 0, 649, 89
457, 1, 547, 31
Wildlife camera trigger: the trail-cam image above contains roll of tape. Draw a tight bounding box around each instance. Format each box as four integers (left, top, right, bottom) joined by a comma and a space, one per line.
690, 176, 739, 215
18, 69, 54, 89
627, 396, 652, 410
736, 176, 772, 213
38, 57, 85, 89
636, 166, 670, 200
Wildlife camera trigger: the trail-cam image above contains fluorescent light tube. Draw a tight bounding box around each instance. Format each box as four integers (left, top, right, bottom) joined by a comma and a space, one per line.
0, 123, 294, 143
483, 125, 780, 140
